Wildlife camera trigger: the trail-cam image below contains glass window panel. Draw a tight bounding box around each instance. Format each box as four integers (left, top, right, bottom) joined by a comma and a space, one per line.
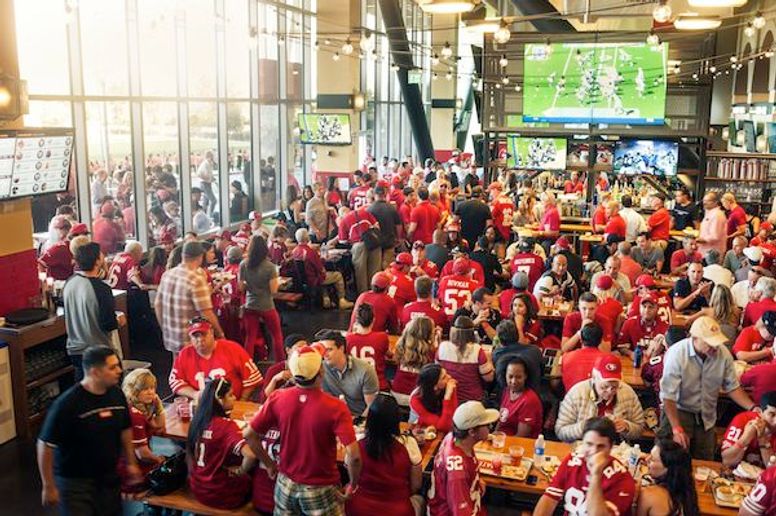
225, 0, 250, 98
287, 104, 304, 193
390, 105, 401, 159
25, 101, 72, 128
143, 102, 181, 245
138, 0, 178, 96
286, 11, 303, 101
14, 0, 70, 94
259, 104, 279, 212
258, 4, 279, 100
186, 0, 217, 97
227, 102, 252, 223
189, 102, 219, 229
377, 103, 388, 161
80, 0, 129, 95
85, 102, 134, 239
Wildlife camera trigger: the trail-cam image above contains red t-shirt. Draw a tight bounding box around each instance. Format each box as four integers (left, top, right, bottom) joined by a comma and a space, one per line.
762, 243, 776, 271
669, 250, 703, 272
742, 361, 776, 404
252, 427, 280, 513
728, 205, 747, 236
250, 387, 356, 485
409, 388, 457, 432
436, 341, 492, 403
437, 274, 481, 320
722, 411, 776, 468
440, 260, 486, 287
92, 217, 124, 255
510, 253, 545, 291
561, 348, 619, 391
168, 339, 263, 399
596, 298, 624, 330
605, 214, 627, 239
39, 240, 74, 280
107, 252, 139, 290
641, 354, 665, 403
591, 205, 607, 232
412, 258, 439, 280
617, 316, 669, 352
118, 406, 156, 492
562, 311, 614, 345
349, 185, 370, 210
388, 266, 417, 307
350, 291, 399, 334
399, 202, 413, 226
428, 433, 486, 516
741, 461, 776, 514
627, 291, 673, 324
541, 205, 561, 233
498, 288, 540, 319
744, 299, 776, 328
491, 197, 515, 240
733, 326, 771, 357
545, 454, 635, 516
189, 417, 251, 509
268, 240, 287, 266
410, 201, 441, 244
401, 300, 448, 330
346, 331, 391, 391
496, 388, 543, 438
648, 208, 671, 241
564, 180, 584, 194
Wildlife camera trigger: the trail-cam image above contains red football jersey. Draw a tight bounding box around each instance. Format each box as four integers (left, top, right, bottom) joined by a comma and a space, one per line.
742, 464, 776, 515
627, 291, 673, 325
562, 312, 614, 344
118, 406, 156, 491
349, 291, 399, 334
510, 253, 545, 291
349, 185, 370, 210
617, 316, 669, 352
428, 433, 486, 516
721, 411, 776, 468
388, 268, 417, 307
252, 427, 281, 513
39, 240, 74, 280
496, 388, 543, 438
733, 326, 770, 356
168, 339, 263, 399
411, 258, 439, 280
440, 260, 486, 287
107, 252, 139, 290
545, 454, 635, 516
438, 275, 481, 319
189, 417, 251, 509
400, 300, 448, 330
346, 331, 391, 391
491, 197, 515, 240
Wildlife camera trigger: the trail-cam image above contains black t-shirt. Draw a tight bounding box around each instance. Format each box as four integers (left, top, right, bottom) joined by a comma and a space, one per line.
672, 202, 699, 230
453, 306, 502, 344
454, 200, 491, 246
672, 277, 710, 312
39, 384, 131, 480
368, 200, 402, 248
425, 244, 450, 271
469, 249, 503, 291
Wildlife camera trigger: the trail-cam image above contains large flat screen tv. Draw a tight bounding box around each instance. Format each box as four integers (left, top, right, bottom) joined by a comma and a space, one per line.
0, 130, 74, 201
506, 136, 567, 170
522, 42, 668, 125
613, 139, 678, 176
298, 113, 352, 145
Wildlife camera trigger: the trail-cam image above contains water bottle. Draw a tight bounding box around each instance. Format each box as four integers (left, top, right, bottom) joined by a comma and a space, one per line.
628, 444, 641, 475
534, 434, 546, 467
633, 345, 643, 369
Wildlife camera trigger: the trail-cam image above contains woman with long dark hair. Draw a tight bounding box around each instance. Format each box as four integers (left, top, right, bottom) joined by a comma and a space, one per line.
285, 184, 304, 231
636, 439, 699, 516
495, 356, 543, 438
511, 293, 542, 345
346, 394, 423, 516
239, 235, 285, 361
141, 246, 167, 286
187, 378, 254, 510
326, 175, 343, 208
408, 363, 458, 433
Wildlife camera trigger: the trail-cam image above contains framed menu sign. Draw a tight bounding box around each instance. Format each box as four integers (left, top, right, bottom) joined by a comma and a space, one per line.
0, 129, 74, 200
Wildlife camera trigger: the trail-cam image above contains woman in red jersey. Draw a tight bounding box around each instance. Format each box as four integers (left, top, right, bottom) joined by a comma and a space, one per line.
409, 363, 458, 433
391, 315, 439, 406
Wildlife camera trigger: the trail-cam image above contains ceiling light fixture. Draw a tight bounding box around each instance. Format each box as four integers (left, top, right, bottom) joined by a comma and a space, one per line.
753, 11, 766, 29
730, 55, 738, 63
646, 30, 660, 46
688, 0, 747, 7
494, 19, 511, 44
431, 54, 440, 66
342, 38, 354, 55
501, 76, 510, 85
419, 0, 476, 14
674, 13, 722, 30
441, 42, 453, 59
391, 62, 399, 71
745, 23, 755, 38
359, 31, 374, 52
709, 65, 717, 73
652, 1, 672, 23
432, 73, 438, 81
514, 84, 521, 92
499, 54, 508, 67
332, 52, 340, 61
446, 71, 453, 81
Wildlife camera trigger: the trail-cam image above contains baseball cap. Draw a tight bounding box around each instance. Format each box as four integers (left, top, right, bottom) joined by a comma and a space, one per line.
374, 185, 387, 196
453, 257, 471, 275
606, 234, 624, 246
182, 241, 205, 258
395, 252, 413, 266
762, 222, 774, 232
595, 274, 614, 291
762, 311, 776, 337
188, 319, 212, 336
593, 355, 622, 381
744, 247, 763, 264
689, 315, 728, 348
511, 271, 529, 289
412, 240, 425, 250
518, 239, 533, 253
452, 401, 500, 430
640, 292, 659, 305
635, 274, 656, 288
555, 237, 570, 250
68, 222, 90, 237
288, 346, 323, 381
372, 272, 392, 289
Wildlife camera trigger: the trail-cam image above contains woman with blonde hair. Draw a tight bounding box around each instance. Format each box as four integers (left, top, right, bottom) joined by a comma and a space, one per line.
118, 369, 165, 492
688, 283, 740, 343
391, 315, 439, 406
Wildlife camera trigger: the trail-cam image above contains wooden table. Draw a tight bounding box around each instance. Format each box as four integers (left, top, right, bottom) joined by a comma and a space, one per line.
549, 352, 646, 389
537, 301, 574, 321
474, 435, 736, 515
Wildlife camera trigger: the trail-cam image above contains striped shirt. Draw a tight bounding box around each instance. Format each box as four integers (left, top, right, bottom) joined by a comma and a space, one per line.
156, 264, 213, 353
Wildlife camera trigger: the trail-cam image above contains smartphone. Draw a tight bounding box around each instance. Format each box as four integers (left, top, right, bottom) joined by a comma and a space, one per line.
526, 475, 538, 486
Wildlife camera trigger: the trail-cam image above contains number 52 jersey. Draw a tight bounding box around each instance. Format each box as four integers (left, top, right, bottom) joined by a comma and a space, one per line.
428, 433, 486, 516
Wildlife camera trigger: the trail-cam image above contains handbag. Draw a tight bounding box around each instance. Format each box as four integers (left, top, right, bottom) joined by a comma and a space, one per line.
354, 209, 381, 250
147, 451, 188, 495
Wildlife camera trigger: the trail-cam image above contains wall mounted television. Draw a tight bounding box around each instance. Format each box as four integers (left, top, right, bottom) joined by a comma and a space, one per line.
0, 129, 74, 201
613, 139, 678, 176
506, 136, 568, 170
298, 113, 352, 145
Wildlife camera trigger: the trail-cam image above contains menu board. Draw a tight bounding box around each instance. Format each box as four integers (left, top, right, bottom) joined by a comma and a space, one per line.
0, 133, 73, 200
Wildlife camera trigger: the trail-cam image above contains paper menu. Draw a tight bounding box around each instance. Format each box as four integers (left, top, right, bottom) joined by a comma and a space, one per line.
1, 135, 73, 199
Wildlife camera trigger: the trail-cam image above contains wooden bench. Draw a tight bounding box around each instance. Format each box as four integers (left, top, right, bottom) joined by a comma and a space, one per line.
144, 487, 257, 515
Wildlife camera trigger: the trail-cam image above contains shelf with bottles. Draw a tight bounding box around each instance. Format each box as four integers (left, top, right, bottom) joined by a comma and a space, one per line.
705, 154, 776, 182
704, 185, 767, 205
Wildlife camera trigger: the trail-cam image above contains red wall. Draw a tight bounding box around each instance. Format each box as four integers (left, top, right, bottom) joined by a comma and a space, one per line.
0, 249, 39, 316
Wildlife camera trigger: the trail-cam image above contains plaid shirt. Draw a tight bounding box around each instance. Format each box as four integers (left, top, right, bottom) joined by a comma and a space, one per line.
156, 265, 213, 353
555, 379, 644, 442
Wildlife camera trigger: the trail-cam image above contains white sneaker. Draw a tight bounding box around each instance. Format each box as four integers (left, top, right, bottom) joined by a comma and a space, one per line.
338, 298, 354, 310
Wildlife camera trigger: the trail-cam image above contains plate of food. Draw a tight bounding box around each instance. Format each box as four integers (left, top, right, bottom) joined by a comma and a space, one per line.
477, 456, 534, 481
733, 461, 763, 482
712, 477, 753, 508
537, 455, 561, 478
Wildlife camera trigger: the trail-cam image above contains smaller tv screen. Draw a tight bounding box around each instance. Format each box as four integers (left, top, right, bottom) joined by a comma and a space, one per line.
613, 139, 678, 176
0, 132, 74, 200
298, 113, 352, 145
506, 136, 567, 170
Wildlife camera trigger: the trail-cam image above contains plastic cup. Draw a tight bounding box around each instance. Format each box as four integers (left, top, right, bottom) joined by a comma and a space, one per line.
509, 445, 524, 464
492, 454, 503, 475
174, 397, 191, 421
491, 431, 507, 449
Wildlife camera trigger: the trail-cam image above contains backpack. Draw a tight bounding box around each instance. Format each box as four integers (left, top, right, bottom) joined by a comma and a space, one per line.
349, 209, 381, 250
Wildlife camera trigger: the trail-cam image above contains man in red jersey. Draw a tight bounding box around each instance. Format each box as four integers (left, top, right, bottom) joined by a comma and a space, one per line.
535, 417, 636, 516
591, 193, 610, 234
564, 171, 585, 194
401, 276, 448, 330
603, 201, 627, 240
617, 293, 669, 358
440, 245, 486, 286
349, 272, 399, 334
291, 228, 353, 310
723, 192, 748, 244
647, 194, 671, 250
428, 401, 498, 516
387, 252, 417, 307
92, 203, 126, 255
669, 235, 703, 276
168, 318, 263, 400
410, 240, 439, 279
408, 187, 442, 244
38, 216, 73, 280
438, 258, 482, 320
733, 311, 776, 363
561, 292, 614, 352
537, 192, 561, 249
489, 182, 515, 242
627, 274, 673, 325
245, 346, 362, 516
106, 241, 147, 290
510, 239, 544, 291
561, 323, 619, 392
741, 462, 776, 515
398, 187, 416, 227
349, 172, 371, 210
721, 391, 776, 469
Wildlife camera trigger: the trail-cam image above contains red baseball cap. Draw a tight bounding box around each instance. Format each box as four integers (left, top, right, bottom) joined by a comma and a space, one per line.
555, 237, 570, 250
595, 274, 614, 291
372, 272, 392, 289
762, 222, 774, 232
593, 355, 622, 381
395, 252, 413, 266
376, 180, 389, 189
635, 274, 656, 288
68, 222, 90, 237
188, 320, 212, 336
453, 257, 471, 275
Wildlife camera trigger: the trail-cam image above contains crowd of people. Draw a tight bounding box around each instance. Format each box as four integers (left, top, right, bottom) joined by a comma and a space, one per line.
33, 153, 776, 516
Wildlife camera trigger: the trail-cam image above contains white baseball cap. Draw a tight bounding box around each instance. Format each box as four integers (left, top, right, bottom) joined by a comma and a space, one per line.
744, 246, 763, 264
453, 401, 500, 430
690, 316, 728, 348
288, 346, 323, 380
